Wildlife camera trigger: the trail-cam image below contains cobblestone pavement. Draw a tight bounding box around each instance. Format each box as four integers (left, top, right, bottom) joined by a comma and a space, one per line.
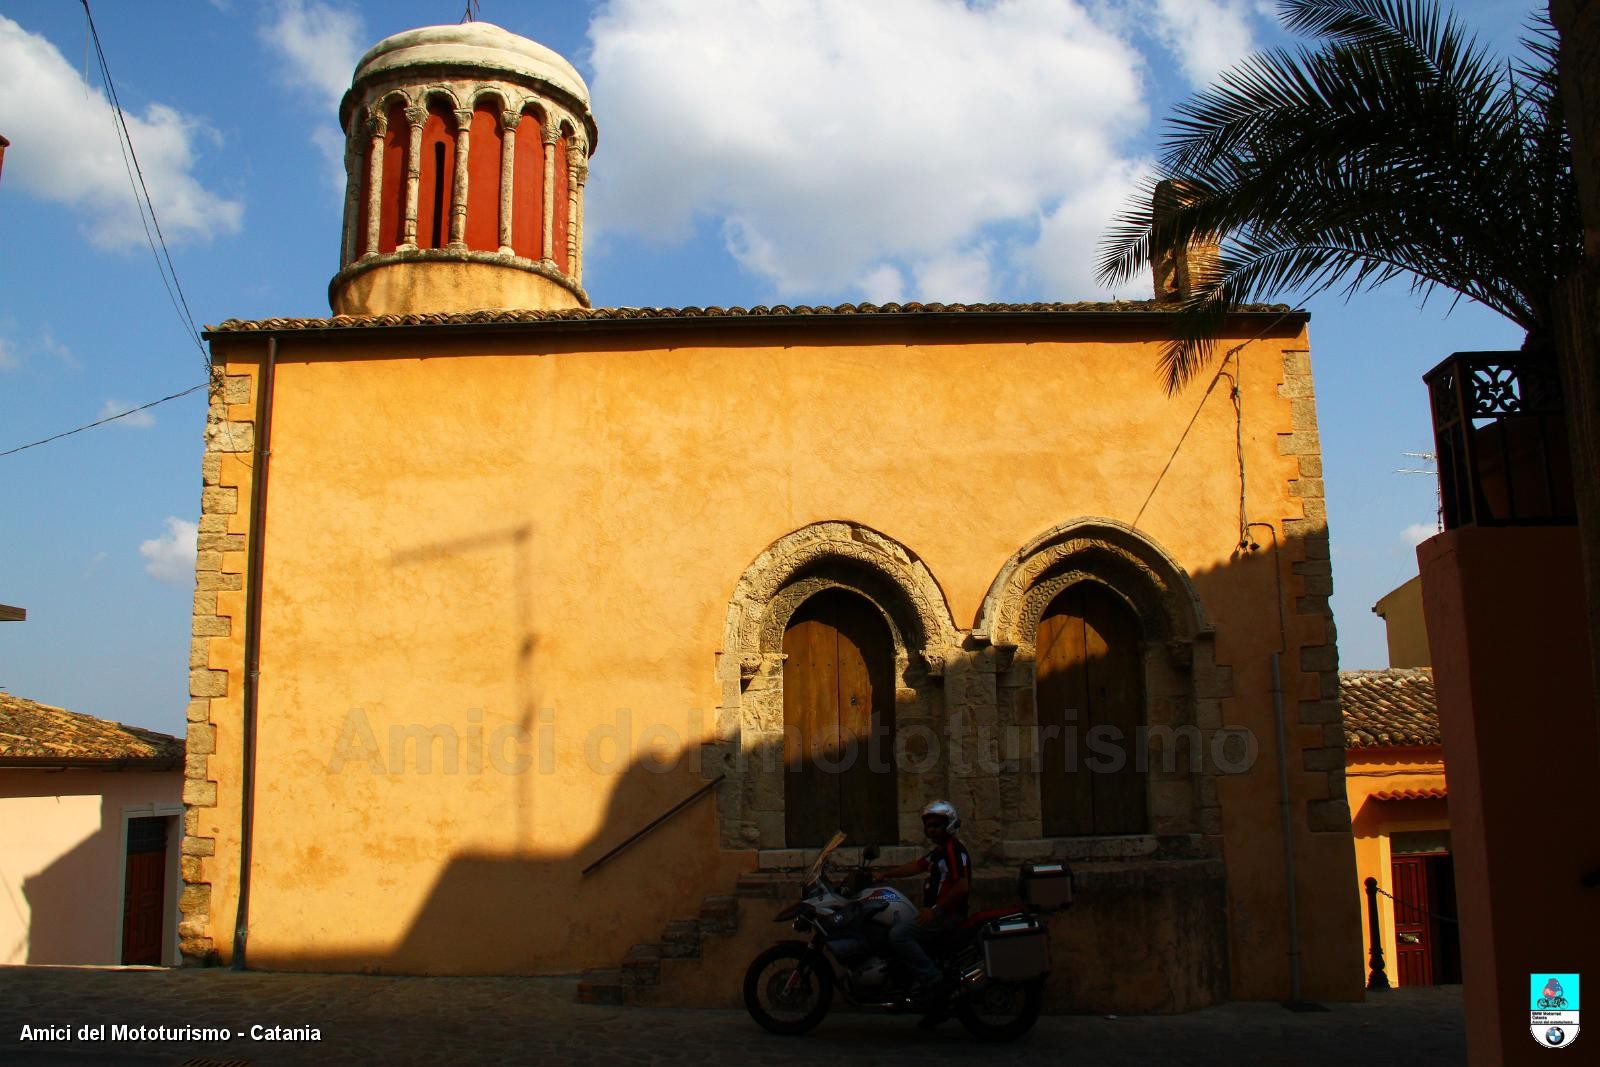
0, 966, 1464, 1066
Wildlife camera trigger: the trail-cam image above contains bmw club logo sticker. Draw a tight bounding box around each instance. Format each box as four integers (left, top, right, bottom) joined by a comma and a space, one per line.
1531, 974, 1580, 1049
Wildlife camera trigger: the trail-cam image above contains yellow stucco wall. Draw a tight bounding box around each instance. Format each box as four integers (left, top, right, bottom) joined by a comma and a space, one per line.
1373, 576, 1430, 668
186, 314, 1361, 1002
1346, 746, 1449, 986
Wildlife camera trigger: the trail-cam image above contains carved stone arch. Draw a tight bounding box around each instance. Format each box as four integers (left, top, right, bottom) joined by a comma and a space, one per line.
707, 521, 960, 853
422, 86, 465, 120
377, 88, 414, 116
979, 518, 1228, 855
979, 516, 1211, 654
723, 521, 960, 662
469, 86, 509, 116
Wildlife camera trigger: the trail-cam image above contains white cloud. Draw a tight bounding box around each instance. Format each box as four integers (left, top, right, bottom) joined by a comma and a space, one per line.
1019, 156, 1152, 299
36, 327, 79, 370
857, 264, 908, 305
260, 1, 365, 190
139, 517, 197, 584
0, 16, 242, 249
587, 0, 1149, 302
1401, 522, 1438, 547
912, 244, 998, 305
99, 399, 156, 428
0, 338, 16, 372
1111, 0, 1262, 89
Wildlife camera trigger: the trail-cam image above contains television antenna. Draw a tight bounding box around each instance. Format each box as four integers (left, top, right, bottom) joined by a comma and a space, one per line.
1395, 450, 1442, 532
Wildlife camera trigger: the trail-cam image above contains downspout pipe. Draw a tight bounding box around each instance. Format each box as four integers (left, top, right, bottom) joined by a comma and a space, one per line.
232, 336, 277, 970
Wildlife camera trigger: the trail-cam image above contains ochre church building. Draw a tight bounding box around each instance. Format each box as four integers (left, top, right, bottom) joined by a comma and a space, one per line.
179, 22, 1363, 1011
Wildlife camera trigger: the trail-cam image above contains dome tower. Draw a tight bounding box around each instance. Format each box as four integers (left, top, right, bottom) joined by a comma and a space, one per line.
329, 23, 597, 316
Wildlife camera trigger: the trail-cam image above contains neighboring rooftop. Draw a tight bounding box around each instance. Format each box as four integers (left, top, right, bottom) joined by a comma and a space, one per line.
1341, 668, 1441, 749
207, 300, 1304, 335
0, 692, 183, 768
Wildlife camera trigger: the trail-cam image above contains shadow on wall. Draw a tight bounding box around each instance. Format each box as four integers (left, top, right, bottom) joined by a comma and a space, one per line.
22, 793, 116, 965
228, 519, 1344, 1008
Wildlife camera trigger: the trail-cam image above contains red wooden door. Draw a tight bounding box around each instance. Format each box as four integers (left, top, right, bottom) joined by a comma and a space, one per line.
121, 817, 168, 965
1390, 854, 1434, 986
784, 589, 897, 847
1036, 585, 1147, 836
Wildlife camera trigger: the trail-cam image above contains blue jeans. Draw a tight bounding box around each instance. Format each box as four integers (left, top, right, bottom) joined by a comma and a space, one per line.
888, 917, 955, 988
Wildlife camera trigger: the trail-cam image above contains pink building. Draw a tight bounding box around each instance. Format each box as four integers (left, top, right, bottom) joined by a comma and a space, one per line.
0, 693, 183, 965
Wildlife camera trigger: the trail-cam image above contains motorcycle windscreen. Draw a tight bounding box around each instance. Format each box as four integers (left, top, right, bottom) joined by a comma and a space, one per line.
805, 831, 849, 883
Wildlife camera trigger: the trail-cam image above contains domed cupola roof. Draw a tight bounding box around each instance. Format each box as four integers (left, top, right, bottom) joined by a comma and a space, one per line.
328, 22, 597, 317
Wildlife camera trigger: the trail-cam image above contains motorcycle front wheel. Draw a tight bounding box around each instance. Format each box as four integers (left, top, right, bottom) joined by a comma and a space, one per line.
742, 944, 834, 1035
956, 978, 1043, 1042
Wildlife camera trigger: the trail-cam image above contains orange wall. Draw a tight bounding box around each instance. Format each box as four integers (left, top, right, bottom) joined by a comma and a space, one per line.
1346, 746, 1448, 986
194, 317, 1361, 999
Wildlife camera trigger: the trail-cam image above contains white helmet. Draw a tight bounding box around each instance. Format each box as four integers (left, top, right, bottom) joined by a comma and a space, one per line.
921, 799, 960, 831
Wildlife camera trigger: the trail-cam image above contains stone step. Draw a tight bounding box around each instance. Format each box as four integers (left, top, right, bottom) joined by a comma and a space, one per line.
660, 919, 701, 958
621, 943, 662, 985
699, 895, 740, 935
576, 969, 627, 1006
735, 872, 804, 899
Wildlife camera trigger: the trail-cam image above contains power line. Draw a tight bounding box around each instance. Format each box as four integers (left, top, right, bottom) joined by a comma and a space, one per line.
80, 0, 207, 368
0, 384, 205, 459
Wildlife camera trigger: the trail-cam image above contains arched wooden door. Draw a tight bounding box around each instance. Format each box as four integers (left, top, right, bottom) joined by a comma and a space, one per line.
783, 588, 898, 847
1036, 584, 1148, 836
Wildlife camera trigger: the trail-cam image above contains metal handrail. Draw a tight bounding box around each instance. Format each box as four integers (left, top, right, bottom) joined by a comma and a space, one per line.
580, 774, 726, 877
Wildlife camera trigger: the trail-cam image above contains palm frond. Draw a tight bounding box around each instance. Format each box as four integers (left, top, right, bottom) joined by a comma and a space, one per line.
1095, 0, 1581, 391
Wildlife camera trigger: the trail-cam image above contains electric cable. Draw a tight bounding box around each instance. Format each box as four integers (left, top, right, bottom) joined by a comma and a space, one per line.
0, 384, 205, 459
80, 0, 208, 368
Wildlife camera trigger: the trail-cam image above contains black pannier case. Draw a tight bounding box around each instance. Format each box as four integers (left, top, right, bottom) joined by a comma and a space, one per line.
981, 913, 1051, 981
1018, 862, 1073, 911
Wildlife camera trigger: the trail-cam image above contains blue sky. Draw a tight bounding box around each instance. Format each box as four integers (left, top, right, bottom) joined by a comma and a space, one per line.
0, 0, 1537, 737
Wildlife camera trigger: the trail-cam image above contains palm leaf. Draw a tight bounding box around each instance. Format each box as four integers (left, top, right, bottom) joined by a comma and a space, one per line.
1097, 0, 1581, 391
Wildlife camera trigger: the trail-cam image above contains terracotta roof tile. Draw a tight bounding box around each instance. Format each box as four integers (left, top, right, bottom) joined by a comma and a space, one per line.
0, 692, 183, 765
1340, 668, 1441, 749
1370, 787, 1448, 802
206, 300, 1302, 334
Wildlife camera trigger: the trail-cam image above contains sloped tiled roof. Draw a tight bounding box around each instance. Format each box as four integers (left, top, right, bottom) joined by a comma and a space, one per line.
1370, 787, 1447, 802
206, 300, 1303, 334
1340, 668, 1441, 749
0, 692, 183, 766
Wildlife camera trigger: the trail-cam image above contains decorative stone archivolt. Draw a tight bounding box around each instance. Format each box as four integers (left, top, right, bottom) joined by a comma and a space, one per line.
710, 521, 960, 850
975, 517, 1229, 848
978, 516, 1212, 653
721, 521, 960, 661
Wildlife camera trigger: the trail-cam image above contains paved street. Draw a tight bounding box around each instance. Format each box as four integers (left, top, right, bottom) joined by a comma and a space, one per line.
0, 966, 1464, 1066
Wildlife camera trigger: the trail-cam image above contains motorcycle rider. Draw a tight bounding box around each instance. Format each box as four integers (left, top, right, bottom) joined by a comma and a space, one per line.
876, 799, 971, 1001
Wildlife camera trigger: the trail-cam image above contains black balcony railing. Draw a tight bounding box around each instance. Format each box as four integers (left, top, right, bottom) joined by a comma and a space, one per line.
1425, 351, 1575, 530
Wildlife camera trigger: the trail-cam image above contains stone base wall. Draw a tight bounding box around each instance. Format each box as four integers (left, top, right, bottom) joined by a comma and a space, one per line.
1278, 348, 1350, 833
179, 367, 256, 964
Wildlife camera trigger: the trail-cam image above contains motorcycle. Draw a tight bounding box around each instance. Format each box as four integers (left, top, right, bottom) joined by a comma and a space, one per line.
742, 832, 1066, 1041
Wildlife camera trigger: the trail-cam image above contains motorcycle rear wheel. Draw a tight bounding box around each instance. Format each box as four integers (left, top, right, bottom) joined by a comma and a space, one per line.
955, 978, 1043, 1042
743, 944, 834, 1035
